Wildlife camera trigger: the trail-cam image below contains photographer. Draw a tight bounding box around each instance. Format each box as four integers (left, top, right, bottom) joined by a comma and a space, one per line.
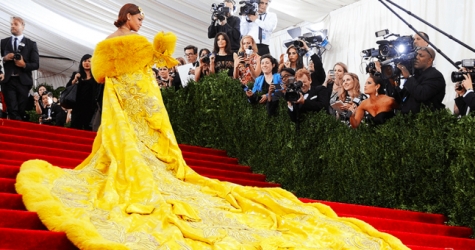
454, 70, 475, 116
240, 0, 277, 56
195, 49, 211, 82
1, 16, 40, 121
397, 47, 445, 114
208, 0, 241, 53
287, 68, 329, 124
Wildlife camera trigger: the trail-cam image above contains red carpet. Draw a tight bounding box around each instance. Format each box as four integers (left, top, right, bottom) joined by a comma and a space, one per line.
0, 119, 474, 249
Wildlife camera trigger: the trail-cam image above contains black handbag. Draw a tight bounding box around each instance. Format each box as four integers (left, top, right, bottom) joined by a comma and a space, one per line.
60, 84, 78, 109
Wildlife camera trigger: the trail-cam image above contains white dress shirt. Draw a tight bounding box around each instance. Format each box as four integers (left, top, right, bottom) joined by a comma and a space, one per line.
240, 12, 277, 46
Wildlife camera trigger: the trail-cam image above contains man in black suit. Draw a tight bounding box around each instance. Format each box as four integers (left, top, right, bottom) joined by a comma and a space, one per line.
208, 0, 240, 53
1, 17, 40, 120
397, 47, 445, 114
287, 68, 329, 124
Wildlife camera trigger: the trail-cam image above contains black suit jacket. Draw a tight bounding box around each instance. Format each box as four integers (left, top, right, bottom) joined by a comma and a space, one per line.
399, 66, 446, 114
455, 91, 475, 116
1, 36, 40, 86
309, 53, 326, 87
288, 85, 330, 122
208, 15, 241, 52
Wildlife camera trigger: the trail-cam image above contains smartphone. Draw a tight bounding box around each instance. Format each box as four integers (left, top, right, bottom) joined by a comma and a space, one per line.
329, 70, 335, 80
284, 53, 289, 62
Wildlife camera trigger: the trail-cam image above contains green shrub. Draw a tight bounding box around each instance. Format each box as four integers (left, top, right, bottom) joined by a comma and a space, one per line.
163, 72, 475, 236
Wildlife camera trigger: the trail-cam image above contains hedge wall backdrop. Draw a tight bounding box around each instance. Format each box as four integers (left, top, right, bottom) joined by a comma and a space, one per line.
162, 73, 475, 236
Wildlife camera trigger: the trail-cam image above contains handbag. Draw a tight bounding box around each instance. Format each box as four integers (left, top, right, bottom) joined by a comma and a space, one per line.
60, 84, 78, 109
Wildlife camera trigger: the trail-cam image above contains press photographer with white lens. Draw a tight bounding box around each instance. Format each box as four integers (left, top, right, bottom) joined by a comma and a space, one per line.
239, 0, 277, 56
397, 46, 445, 114
208, 0, 241, 52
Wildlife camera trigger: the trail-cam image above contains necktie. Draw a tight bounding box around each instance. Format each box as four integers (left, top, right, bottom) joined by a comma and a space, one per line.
14, 37, 18, 52
258, 15, 263, 44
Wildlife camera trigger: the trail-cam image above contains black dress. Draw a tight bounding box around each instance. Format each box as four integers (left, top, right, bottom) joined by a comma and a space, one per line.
214, 54, 234, 77
366, 111, 395, 126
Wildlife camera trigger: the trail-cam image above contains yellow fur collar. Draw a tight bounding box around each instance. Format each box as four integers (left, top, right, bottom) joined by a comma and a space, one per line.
92, 32, 178, 83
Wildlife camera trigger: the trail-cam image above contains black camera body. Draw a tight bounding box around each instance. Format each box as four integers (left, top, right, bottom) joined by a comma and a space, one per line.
284, 80, 303, 102
211, 3, 230, 21
14, 43, 25, 60
201, 53, 211, 65
239, 0, 258, 16
361, 32, 416, 79
452, 59, 475, 83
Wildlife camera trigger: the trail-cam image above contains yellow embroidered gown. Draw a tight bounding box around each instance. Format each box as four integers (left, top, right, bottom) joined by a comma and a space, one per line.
15, 33, 409, 250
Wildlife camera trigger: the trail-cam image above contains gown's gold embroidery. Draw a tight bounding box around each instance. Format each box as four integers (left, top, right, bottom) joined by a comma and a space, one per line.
15, 33, 410, 250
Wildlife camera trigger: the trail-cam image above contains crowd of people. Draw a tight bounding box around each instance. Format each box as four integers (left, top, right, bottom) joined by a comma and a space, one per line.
0, 0, 473, 132
144, 0, 470, 129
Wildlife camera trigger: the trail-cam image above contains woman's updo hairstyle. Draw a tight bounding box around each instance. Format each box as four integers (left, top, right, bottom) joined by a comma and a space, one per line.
114, 4, 142, 28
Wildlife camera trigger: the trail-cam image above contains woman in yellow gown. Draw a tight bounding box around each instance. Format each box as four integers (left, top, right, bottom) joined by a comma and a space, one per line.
16, 4, 409, 250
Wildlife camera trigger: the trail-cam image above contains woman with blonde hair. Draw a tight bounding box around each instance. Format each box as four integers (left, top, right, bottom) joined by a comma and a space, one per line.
335, 72, 367, 125
234, 35, 261, 85
325, 62, 348, 115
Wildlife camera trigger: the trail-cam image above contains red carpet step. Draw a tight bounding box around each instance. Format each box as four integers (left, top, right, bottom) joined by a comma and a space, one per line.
0, 119, 474, 249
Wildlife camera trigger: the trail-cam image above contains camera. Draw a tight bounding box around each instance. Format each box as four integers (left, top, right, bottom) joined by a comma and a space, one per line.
361, 30, 416, 79
211, 3, 230, 21
284, 80, 303, 102
201, 53, 211, 64
239, 0, 258, 16
451, 59, 475, 83
451, 71, 475, 83
14, 42, 25, 60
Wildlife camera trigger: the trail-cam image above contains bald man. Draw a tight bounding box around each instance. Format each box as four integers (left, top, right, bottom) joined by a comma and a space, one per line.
397, 47, 445, 114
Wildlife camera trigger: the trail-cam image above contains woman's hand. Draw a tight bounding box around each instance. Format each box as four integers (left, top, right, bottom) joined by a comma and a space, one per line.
245, 89, 253, 98
284, 60, 291, 68
72, 73, 81, 84
259, 94, 268, 104
323, 73, 334, 87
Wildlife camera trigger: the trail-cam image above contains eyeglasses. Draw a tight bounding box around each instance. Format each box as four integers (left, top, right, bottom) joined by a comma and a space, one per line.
417, 47, 434, 59
185, 53, 195, 57
281, 74, 291, 79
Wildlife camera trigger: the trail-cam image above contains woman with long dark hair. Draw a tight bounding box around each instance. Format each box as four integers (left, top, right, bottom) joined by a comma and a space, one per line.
65, 54, 99, 130
350, 74, 397, 127
209, 32, 236, 77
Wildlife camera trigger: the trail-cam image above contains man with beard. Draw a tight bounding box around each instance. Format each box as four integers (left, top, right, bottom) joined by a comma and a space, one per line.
1, 16, 39, 120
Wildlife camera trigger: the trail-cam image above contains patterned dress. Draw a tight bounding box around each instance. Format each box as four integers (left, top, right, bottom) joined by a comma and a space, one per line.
16, 32, 408, 250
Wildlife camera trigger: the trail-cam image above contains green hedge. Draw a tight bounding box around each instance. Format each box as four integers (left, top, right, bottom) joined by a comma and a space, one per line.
162, 72, 475, 235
